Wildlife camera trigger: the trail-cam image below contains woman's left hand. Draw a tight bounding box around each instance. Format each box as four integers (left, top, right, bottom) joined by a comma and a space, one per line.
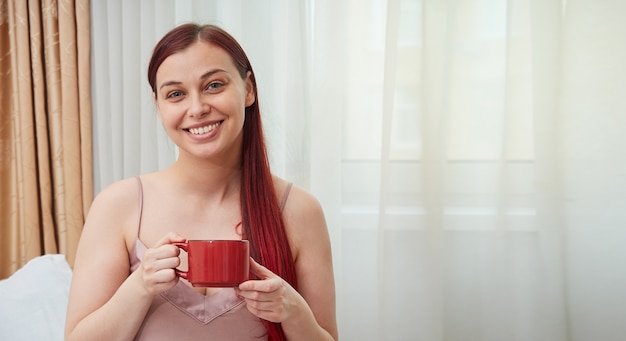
236, 257, 306, 323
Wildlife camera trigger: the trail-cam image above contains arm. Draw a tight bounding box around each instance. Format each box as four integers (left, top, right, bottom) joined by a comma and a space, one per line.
64, 180, 185, 341
237, 186, 338, 340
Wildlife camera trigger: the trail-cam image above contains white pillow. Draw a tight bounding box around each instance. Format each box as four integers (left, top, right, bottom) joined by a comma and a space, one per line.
0, 254, 72, 341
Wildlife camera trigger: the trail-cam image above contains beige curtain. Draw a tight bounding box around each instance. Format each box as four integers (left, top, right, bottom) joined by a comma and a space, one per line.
0, 0, 92, 278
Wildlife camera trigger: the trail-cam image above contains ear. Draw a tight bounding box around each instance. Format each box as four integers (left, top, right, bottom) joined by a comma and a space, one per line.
244, 71, 256, 107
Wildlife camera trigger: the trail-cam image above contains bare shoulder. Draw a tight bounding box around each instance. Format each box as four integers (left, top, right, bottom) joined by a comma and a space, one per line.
272, 176, 329, 258
85, 177, 141, 236
272, 176, 325, 224
76, 176, 143, 267
90, 177, 140, 212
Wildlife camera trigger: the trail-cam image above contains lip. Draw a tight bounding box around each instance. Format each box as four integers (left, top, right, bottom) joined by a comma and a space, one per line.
183, 120, 224, 139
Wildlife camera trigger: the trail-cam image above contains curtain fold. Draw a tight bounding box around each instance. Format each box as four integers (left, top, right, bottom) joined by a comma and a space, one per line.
530, 0, 570, 339
558, 1, 626, 338
0, 0, 92, 278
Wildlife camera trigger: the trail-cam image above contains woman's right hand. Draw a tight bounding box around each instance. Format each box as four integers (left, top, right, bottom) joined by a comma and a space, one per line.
139, 232, 187, 295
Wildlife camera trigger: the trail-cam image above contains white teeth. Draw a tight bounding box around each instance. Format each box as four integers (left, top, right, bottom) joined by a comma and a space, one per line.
189, 122, 220, 135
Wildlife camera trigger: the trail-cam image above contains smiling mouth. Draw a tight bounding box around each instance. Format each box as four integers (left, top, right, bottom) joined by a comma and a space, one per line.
185, 121, 223, 135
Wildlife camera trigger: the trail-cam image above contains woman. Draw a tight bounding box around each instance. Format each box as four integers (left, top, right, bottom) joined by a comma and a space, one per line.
65, 23, 337, 341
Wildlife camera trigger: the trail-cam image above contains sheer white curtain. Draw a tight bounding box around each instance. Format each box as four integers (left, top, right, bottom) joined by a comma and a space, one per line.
91, 0, 626, 340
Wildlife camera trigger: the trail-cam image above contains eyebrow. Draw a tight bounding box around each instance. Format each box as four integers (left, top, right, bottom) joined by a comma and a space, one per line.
159, 69, 227, 90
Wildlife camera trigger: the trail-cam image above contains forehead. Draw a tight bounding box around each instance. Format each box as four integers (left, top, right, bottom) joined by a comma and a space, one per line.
156, 41, 236, 83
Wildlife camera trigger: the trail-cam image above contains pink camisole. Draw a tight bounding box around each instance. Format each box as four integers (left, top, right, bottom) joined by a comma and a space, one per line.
129, 177, 292, 340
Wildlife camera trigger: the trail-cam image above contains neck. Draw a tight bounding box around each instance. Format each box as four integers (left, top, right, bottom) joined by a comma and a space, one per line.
167, 156, 242, 201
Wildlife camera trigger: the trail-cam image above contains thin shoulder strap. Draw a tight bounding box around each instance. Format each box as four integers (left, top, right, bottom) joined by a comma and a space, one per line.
279, 182, 293, 212
135, 176, 144, 238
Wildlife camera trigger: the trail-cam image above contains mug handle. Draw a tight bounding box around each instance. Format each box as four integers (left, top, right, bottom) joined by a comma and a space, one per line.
172, 242, 188, 280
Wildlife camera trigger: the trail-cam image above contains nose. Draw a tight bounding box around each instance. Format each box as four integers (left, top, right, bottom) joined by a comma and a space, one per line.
187, 92, 210, 118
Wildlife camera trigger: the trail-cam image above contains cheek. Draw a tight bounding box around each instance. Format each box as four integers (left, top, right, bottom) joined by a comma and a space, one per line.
157, 106, 182, 130
214, 96, 246, 119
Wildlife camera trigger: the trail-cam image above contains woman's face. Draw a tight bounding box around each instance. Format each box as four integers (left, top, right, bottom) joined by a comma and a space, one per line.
154, 41, 255, 163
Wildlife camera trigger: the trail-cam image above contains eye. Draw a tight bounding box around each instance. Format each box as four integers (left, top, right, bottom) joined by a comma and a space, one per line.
166, 90, 184, 99
205, 81, 224, 92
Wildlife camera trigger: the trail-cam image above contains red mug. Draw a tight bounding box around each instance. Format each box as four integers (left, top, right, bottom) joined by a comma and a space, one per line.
173, 240, 250, 287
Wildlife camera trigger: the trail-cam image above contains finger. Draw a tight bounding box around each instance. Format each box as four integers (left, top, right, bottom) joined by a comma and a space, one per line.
154, 255, 181, 269
244, 299, 279, 313
143, 268, 179, 294
237, 283, 273, 301
151, 268, 178, 282
142, 249, 180, 272
143, 232, 186, 267
145, 243, 180, 260
248, 257, 276, 280
148, 232, 186, 259
243, 296, 286, 323
239, 259, 283, 291
238, 277, 281, 293
153, 232, 186, 248
234, 286, 243, 298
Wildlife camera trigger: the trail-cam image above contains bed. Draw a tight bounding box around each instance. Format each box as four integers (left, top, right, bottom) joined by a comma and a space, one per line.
0, 254, 72, 340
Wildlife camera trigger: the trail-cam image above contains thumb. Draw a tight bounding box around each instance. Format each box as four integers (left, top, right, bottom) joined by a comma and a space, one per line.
248, 257, 276, 280
154, 232, 186, 247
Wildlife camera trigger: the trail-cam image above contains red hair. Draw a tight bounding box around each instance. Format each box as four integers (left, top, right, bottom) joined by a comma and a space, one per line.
148, 24, 297, 340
